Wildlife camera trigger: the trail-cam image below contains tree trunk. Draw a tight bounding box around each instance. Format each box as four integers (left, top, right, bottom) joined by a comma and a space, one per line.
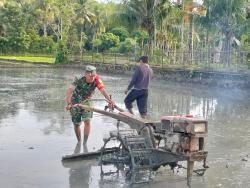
181, 0, 184, 63
225, 33, 232, 66
188, 14, 194, 64
60, 18, 63, 40
43, 23, 47, 37
80, 27, 83, 60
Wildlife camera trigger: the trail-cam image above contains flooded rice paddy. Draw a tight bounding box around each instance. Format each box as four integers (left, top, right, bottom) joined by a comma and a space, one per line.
0, 67, 250, 188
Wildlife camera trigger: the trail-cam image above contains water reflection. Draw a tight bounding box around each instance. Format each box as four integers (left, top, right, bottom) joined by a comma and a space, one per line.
73, 142, 82, 154
0, 68, 69, 132
63, 143, 95, 188
149, 92, 217, 120
67, 160, 92, 188
0, 68, 218, 130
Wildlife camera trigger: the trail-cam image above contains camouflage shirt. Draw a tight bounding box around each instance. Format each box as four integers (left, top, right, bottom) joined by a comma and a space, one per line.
71, 74, 104, 104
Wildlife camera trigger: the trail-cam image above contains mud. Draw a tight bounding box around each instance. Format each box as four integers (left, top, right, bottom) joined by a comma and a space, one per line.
0, 67, 250, 188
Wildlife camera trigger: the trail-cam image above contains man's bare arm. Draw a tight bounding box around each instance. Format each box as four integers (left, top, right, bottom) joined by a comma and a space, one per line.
65, 85, 75, 110
99, 88, 115, 106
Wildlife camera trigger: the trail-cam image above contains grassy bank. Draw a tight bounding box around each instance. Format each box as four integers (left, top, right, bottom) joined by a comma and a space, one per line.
0, 54, 249, 74
0, 55, 55, 64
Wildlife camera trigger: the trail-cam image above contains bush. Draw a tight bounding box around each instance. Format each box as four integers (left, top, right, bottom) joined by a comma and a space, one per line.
92, 39, 102, 53
0, 37, 8, 53
54, 41, 68, 64
98, 32, 120, 52
109, 27, 129, 42
131, 29, 149, 47
108, 47, 119, 53
93, 53, 102, 60
26, 29, 56, 54
39, 36, 56, 54
119, 38, 137, 53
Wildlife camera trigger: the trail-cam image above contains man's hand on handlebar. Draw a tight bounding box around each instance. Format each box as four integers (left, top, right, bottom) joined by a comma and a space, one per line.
108, 99, 115, 108
65, 103, 72, 110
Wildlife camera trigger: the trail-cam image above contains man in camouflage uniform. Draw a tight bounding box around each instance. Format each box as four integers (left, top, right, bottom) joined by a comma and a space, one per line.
66, 65, 115, 144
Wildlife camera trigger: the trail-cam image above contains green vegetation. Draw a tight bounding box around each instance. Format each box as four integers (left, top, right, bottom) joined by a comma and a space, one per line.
0, 56, 55, 63
0, 0, 249, 70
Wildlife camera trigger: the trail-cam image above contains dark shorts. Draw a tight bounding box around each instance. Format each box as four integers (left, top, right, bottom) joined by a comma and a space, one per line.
124, 89, 148, 116
70, 100, 93, 125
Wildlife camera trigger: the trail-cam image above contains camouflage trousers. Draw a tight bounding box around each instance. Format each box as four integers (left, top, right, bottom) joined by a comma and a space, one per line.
70, 100, 93, 125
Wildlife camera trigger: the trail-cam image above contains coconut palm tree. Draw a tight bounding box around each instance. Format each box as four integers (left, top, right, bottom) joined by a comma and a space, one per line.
122, 0, 156, 52
74, 0, 96, 56
35, 0, 57, 37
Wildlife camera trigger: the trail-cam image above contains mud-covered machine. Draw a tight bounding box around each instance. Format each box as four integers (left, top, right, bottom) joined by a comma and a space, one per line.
62, 104, 208, 184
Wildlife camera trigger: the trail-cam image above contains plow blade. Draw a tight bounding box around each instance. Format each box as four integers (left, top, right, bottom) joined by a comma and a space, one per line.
62, 147, 118, 161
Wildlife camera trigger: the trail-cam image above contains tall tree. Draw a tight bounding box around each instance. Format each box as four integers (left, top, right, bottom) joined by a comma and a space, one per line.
123, 0, 156, 51
35, 0, 57, 37
202, 0, 248, 65
154, 0, 182, 52
74, 0, 96, 55
0, 2, 31, 52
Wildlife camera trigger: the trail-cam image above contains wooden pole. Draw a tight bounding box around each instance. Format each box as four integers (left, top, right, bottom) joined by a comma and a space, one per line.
187, 160, 194, 186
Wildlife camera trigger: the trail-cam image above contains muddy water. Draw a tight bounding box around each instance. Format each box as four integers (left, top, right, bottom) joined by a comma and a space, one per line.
0, 67, 250, 188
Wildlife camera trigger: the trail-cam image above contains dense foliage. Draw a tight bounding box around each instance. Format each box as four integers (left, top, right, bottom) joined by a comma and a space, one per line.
0, 0, 249, 64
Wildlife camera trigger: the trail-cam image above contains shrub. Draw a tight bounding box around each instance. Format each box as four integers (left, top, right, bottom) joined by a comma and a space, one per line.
0, 37, 8, 53
54, 41, 68, 64
98, 32, 120, 52
131, 29, 149, 47
92, 39, 102, 53
39, 36, 56, 54
119, 38, 137, 53
109, 27, 129, 42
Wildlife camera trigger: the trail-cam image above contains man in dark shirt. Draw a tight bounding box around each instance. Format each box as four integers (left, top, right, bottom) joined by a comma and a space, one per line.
124, 56, 153, 118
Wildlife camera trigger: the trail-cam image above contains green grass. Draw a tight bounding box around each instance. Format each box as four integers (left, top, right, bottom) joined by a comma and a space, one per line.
0, 55, 55, 64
